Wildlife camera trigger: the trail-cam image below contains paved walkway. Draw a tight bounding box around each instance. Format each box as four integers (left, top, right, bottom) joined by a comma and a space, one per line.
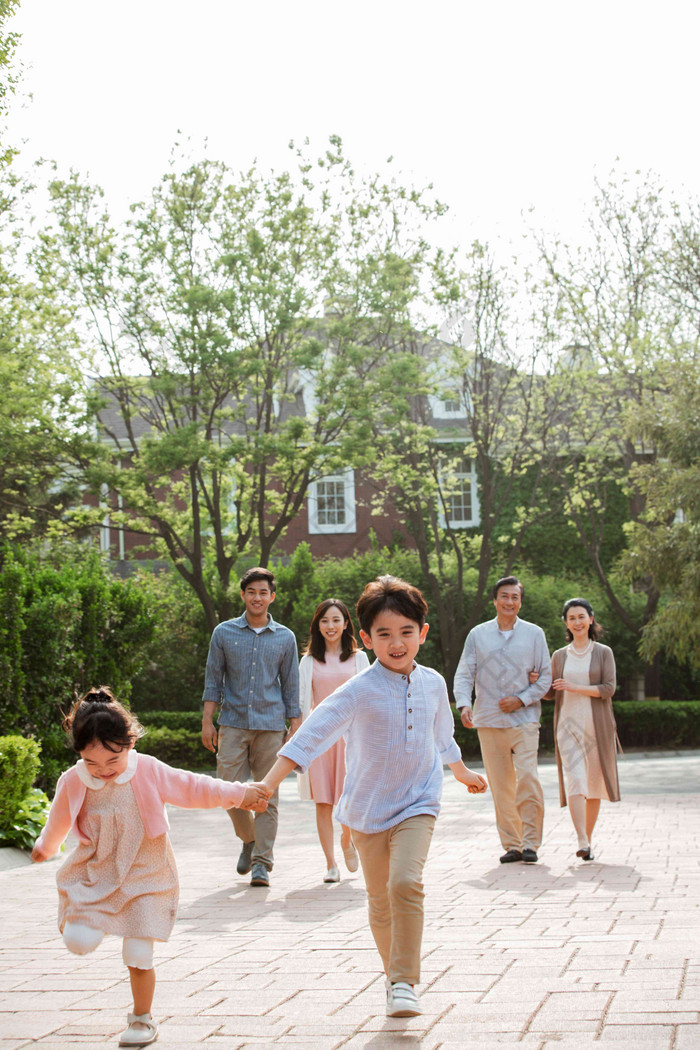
1, 753, 699, 1049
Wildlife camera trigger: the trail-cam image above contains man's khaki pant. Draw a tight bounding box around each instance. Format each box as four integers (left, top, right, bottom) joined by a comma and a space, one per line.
217, 726, 285, 871
477, 723, 544, 852
352, 813, 435, 986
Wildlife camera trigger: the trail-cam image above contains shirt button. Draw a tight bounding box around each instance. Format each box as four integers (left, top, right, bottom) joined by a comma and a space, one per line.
408, 724, 413, 730
408, 708, 412, 713
407, 693, 411, 697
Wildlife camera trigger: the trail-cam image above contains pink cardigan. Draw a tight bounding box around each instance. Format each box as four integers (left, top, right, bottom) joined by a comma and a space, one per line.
35, 752, 247, 859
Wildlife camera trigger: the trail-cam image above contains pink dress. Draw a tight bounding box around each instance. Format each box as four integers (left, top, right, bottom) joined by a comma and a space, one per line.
308, 653, 357, 805
56, 780, 178, 941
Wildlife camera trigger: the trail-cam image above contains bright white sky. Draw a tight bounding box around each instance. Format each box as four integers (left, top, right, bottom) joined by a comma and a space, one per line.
6, 0, 700, 256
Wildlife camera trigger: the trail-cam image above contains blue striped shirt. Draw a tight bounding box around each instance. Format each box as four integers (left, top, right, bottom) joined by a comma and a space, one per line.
202, 613, 300, 730
279, 658, 462, 834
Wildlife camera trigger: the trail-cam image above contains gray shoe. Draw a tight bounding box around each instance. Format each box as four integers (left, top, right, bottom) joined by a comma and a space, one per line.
237, 840, 255, 875
250, 862, 270, 886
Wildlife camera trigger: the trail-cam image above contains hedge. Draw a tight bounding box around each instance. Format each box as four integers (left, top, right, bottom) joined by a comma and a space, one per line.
137, 702, 700, 769
453, 701, 700, 757
0, 736, 41, 829
137, 726, 215, 771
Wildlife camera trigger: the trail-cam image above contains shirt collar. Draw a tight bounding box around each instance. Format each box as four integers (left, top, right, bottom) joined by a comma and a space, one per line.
232, 612, 277, 632
75, 748, 138, 790
372, 658, 420, 685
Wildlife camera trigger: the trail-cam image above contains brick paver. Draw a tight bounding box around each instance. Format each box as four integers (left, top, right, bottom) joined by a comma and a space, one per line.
1, 753, 699, 1049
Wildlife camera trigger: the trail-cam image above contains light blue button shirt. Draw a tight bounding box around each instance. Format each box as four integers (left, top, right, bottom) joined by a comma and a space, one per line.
453, 617, 552, 729
202, 613, 300, 730
279, 659, 462, 834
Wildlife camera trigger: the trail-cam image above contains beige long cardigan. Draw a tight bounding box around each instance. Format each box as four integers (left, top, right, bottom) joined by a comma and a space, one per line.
546, 642, 621, 807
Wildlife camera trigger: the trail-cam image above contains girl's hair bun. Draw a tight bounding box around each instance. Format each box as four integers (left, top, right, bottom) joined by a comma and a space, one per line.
82, 687, 115, 705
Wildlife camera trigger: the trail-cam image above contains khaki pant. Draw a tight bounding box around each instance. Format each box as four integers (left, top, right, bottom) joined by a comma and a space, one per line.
352, 813, 435, 985
477, 724, 544, 852
216, 726, 285, 871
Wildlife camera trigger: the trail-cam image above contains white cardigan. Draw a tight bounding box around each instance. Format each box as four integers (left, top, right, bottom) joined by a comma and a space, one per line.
296, 650, 370, 800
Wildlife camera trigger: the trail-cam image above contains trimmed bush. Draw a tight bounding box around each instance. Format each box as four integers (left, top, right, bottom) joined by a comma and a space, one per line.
139, 711, 202, 732
137, 727, 215, 771
452, 700, 700, 758
0, 736, 41, 829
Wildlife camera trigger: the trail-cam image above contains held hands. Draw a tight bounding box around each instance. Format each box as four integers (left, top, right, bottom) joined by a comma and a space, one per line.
528, 670, 540, 684
552, 678, 575, 692
240, 783, 271, 812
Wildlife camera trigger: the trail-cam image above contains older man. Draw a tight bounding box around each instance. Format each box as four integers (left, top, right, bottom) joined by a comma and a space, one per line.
453, 576, 551, 863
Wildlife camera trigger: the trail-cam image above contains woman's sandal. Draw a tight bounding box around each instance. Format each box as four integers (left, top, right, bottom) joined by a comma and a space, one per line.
342, 839, 359, 873
118, 1012, 159, 1046
576, 847, 595, 861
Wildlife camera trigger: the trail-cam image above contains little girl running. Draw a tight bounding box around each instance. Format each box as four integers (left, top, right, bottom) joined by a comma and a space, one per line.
31, 686, 268, 1047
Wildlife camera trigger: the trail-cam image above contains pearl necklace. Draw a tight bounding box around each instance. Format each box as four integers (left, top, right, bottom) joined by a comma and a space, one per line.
568, 638, 593, 657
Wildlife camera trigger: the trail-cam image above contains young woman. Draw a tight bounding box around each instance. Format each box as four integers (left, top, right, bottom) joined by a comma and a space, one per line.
546, 598, 621, 861
298, 599, 370, 882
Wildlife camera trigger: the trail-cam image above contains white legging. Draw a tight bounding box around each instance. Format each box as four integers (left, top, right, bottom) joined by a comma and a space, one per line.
62, 923, 154, 969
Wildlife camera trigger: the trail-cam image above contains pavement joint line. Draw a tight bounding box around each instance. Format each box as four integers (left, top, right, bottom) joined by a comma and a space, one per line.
477, 955, 516, 1003
676, 958, 689, 1000
521, 990, 552, 1038
594, 989, 616, 1039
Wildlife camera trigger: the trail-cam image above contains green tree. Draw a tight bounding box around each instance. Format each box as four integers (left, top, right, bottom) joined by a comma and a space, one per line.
535, 173, 682, 694
42, 139, 450, 631
623, 355, 700, 668
365, 242, 559, 684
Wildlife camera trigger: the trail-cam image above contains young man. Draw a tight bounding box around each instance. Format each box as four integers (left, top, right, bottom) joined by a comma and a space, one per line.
259, 575, 487, 1017
453, 575, 552, 864
201, 567, 300, 887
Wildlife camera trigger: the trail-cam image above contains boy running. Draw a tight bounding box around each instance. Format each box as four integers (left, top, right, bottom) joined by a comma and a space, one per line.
260, 575, 487, 1017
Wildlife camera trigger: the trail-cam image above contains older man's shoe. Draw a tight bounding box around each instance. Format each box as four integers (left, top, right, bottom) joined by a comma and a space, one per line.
500, 849, 523, 863
237, 840, 255, 875
522, 848, 538, 863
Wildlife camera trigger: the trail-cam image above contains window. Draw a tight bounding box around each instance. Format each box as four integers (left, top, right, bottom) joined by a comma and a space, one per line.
308, 468, 357, 535
440, 457, 480, 528
429, 389, 470, 420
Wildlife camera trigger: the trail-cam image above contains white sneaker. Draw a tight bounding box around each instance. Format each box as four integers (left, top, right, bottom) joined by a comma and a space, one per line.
323, 866, 340, 882
386, 979, 421, 1017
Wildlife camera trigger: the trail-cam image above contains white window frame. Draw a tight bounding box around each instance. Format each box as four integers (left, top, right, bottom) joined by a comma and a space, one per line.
429, 389, 471, 420
439, 457, 480, 529
308, 468, 357, 535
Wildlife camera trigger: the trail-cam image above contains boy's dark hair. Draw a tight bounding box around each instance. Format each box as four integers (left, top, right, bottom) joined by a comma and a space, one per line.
62, 686, 144, 754
304, 598, 358, 662
492, 575, 524, 600
356, 575, 428, 633
240, 566, 276, 592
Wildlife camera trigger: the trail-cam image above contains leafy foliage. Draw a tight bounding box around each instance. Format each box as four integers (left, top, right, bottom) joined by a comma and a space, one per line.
0, 542, 155, 790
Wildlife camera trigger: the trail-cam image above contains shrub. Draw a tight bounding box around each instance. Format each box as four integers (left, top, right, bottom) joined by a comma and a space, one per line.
452, 701, 700, 758
139, 711, 202, 732
0, 735, 41, 828
0, 736, 49, 849
0, 541, 156, 792
137, 727, 215, 771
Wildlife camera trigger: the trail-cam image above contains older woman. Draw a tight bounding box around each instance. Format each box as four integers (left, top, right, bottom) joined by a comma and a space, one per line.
546, 598, 620, 861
